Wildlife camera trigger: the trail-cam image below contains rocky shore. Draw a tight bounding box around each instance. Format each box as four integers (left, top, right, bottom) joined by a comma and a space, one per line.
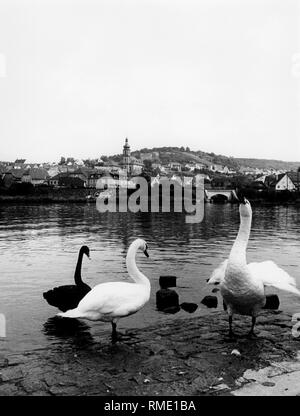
0, 310, 299, 396
0, 189, 89, 203
0, 188, 300, 205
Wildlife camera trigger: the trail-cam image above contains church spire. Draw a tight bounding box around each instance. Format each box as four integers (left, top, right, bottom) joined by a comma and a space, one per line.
122, 137, 131, 174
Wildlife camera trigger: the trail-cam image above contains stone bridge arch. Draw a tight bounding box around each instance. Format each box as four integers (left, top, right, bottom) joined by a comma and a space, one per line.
205, 189, 238, 202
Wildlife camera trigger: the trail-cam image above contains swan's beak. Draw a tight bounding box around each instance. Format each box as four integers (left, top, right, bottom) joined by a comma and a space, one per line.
238, 196, 247, 205
236, 190, 247, 204
143, 249, 149, 258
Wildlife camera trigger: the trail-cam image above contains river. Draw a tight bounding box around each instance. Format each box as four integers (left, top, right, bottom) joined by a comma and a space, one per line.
0, 202, 299, 355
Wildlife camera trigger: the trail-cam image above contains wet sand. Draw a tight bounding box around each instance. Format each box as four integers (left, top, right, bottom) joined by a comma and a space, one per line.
0, 310, 299, 396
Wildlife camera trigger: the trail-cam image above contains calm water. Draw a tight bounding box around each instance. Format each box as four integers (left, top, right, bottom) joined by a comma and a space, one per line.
0, 203, 299, 355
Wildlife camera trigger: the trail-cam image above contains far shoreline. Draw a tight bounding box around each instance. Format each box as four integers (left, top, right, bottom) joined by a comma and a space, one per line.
0, 193, 300, 206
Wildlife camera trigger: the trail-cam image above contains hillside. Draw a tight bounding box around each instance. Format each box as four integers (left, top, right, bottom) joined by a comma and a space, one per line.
129, 147, 299, 172
234, 158, 300, 172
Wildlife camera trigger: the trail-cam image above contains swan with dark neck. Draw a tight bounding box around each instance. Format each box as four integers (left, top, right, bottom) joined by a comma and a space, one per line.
43, 245, 91, 312
57, 239, 150, 343
74, 247, 89, 286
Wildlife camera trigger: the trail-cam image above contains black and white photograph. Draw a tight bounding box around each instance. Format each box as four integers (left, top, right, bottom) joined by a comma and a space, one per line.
0, 0, 300, 402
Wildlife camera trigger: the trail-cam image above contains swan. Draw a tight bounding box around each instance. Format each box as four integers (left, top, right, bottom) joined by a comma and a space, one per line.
207, 198, 300, 337
57, 238, 150, 342
43, 245, 91, 312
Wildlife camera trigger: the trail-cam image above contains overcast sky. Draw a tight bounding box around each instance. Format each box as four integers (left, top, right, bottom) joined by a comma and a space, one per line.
0, 0, 299, 163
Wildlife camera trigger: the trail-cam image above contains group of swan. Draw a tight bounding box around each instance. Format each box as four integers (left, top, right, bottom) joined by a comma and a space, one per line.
43, 197, 300, 341
44, 239, 150, 342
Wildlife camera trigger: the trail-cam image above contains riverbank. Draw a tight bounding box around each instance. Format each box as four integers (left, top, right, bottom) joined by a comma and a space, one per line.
0, 188, 89, 203
0, 310, 299, 396
0, 193, 299, 205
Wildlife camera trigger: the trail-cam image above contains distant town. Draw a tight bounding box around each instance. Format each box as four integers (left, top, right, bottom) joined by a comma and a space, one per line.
1, 138, 300, 202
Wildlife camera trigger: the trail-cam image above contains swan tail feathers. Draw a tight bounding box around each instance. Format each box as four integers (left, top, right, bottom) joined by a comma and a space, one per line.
279, 284, 300, 296
43, 290, 57, 305
248, 261, 300, 296
265, 282, 300, 296
57, 308, 81, 318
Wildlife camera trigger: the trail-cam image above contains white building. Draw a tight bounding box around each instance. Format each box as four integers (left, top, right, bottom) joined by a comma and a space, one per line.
272, 173, 296, 191
167, 162, 182, 172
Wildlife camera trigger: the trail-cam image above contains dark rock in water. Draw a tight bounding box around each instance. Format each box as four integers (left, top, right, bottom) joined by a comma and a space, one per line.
43, 316, 92, 339
180, 302, 198, 313
212, 288, 220, 293
201, 295, 218, 308
161, 305, 180, 314
159, 275, 177, 289
0, 355, 9, 369
156, 289, 179, 312
263, 294, 280, 310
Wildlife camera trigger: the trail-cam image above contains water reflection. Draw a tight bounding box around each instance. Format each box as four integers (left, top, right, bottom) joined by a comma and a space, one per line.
43, 316, 94, 347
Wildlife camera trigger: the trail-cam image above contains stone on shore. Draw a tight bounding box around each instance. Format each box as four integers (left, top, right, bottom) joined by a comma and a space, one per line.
0, 310, 299, 396
180, 302, 198, 313
0, 356, 9, 369
156, 289, 180, 313
263, 294, 280, 310
201, 295, 218, 308
159, 276, 177, 289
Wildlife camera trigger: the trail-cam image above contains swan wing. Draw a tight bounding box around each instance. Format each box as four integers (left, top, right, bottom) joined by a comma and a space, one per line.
207, 260, 228, 285
248, 261, 300, 296
76, 282, 148, 316
43, 284, 91, 311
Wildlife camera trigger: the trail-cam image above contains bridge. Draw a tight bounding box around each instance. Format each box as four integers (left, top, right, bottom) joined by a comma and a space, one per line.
205, 189, 238, 202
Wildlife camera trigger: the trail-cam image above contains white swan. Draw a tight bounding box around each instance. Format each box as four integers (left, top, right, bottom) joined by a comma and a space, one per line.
207, 198, 300, 337
57, 238, 150, 342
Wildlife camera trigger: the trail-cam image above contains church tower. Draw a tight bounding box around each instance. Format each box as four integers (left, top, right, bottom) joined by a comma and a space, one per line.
122, 137, 131, 175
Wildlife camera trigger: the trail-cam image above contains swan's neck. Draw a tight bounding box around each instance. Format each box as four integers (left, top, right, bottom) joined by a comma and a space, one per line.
74, 250, 84, 285
126, 243, 150, 289
229, 215, 251, 266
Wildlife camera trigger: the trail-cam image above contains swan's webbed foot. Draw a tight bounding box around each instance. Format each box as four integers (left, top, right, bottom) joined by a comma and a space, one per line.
111, 322, 130, 344
111, 335, 118, 344
246, 330, 258, 339
111, 322, 118, 344
227, 315, 237, 339
224, 329, 238, 342
247, 317, 258, 339
229, 330, 237, 339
